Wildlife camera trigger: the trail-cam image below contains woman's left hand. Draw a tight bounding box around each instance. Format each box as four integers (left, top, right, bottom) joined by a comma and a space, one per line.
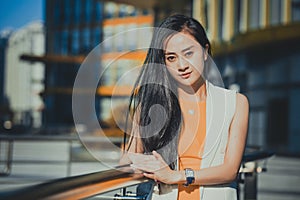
129, 151, 183, 184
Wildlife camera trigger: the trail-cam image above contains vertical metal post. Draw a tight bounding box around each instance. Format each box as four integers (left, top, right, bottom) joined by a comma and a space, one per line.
0, 140, 13, 176
244, 162, 257, 200
67, 140, 72, 176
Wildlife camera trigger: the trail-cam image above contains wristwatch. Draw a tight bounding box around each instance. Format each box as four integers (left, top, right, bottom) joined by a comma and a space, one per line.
183, 168, 195, 187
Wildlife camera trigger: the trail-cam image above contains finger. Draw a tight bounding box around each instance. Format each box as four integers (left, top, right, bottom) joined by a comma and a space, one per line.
152, 151, 168, 168
143, 172, 155, 180
131, 164, 154, 173
152, 151, 163, 160
128, 153, 155, 163
140, 157, 156, 164
140, 160, 161, 167
133, 168, 144, 174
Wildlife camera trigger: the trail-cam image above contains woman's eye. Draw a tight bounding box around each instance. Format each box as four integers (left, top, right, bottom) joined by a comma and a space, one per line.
185, 51, 193, 57
167, 56, 176, 62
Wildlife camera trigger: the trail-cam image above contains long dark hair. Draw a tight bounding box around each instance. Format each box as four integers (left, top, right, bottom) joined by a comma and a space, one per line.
125, 14, 211, 169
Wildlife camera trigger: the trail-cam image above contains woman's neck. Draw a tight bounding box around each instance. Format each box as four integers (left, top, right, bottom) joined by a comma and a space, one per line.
178, 78, 207, 102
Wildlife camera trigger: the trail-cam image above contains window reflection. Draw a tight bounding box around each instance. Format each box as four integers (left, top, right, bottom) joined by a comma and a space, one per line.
85, 0, 92, 23
95, 2, 103, 22
64, 0, 71, 25
54, 0, 61, 25
82, 28, 90, 53
249, 0, 260, 30
292, 0, 300, 21
93, 27, 101, 47
269, 0, 282, 26
72, 30, 79, 55
74, 0, 81, 24
61, 30, 68, 55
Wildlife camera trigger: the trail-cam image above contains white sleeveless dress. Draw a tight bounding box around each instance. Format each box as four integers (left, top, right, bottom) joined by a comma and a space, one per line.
151, 81, 237, 200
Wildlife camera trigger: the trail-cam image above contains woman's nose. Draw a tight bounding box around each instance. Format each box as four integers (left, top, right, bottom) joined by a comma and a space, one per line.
177, 57, 189, 71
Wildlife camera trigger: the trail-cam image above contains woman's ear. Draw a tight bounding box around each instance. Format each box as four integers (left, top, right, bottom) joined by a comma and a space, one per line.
204, 44, 209, 61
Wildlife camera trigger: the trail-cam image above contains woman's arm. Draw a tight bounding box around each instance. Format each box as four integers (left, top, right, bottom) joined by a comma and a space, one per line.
137, 93, 249, 185
192, 93, 249, 185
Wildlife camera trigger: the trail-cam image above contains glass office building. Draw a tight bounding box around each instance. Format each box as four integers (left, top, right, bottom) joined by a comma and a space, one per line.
44, 0, 153, 130
44, 0, 104, 126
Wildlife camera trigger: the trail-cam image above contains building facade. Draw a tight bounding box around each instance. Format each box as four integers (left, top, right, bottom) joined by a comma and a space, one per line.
5, 21, 45, 128
0, 30, 11, 105
44, 0, 104, 126
192, 0, 300, 155
0, 30, 13, 131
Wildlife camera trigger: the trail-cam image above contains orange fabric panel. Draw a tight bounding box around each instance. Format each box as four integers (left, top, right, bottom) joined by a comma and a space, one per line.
178, 101, 206, 200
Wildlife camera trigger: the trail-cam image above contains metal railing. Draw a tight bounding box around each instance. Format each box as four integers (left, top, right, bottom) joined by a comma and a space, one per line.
0, 167, 150, 200
0, 148, 274, 200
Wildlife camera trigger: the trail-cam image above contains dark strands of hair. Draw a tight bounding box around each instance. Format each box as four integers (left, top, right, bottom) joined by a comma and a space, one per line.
123, 14, 211, 169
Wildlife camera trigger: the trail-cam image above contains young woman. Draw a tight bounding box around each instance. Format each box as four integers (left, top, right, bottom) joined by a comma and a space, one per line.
122, 14, 249, 199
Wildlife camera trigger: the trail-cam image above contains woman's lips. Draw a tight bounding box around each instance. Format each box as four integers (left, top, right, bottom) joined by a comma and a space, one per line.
180, 71, 192, 79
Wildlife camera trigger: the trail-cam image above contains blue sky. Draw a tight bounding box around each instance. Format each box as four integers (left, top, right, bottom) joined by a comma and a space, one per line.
0, 0, 43, 31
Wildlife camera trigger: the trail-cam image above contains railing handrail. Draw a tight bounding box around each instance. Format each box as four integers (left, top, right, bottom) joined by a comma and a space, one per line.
0, 150, 274, 200
242, 150, 275, 163
0, 167, 149, 200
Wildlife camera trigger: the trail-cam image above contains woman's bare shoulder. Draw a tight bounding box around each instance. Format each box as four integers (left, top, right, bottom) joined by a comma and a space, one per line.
236, 93, 249, 110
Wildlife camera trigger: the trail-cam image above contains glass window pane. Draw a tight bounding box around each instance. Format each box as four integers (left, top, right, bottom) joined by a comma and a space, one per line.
86, 0, 92, 23
234, 0, 242, 34
64, 0, 71, 25
269, 0, 282, 26
54, 31, 61, 53
74, 0, 81, 24
95, 1, 104, 22
292, 0, 300, 21
82, 28, 90, 52
92, 27, 102, 46
54, 0, 61, 25
249, 0, 260, 30
72, 30, 80, 55
61, 30, 68, 55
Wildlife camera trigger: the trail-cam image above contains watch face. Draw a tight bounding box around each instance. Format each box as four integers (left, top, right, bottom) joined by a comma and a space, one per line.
185, 169, 194, 177
184, 168, 195, 186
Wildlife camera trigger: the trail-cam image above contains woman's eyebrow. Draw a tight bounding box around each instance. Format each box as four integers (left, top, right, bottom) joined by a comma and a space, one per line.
164, 45, 194, 55
164, 48, 176, 55
164, 51, 175, 55
181, 45, 194, 53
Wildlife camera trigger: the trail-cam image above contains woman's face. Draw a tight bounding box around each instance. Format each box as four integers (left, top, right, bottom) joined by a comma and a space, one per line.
164, 31, 208, 89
